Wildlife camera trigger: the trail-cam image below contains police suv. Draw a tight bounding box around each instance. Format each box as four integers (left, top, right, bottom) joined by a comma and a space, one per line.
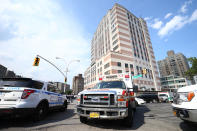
0, 78, 67, 121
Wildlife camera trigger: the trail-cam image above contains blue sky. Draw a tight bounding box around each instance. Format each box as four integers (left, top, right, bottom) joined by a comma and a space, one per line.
0, 0, 197, 85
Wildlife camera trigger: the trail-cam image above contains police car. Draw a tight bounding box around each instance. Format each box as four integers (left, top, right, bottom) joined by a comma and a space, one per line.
0, 78, 67, 121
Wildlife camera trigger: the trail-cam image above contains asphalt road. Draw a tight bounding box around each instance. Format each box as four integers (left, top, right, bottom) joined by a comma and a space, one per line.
0, 103, 197, 131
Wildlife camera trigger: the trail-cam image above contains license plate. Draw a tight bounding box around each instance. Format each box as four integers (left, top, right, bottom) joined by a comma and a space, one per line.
90, 112, 99, 118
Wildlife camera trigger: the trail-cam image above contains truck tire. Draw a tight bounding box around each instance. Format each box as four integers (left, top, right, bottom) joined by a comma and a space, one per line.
123, 105, 134, 127
60, 101, 67, 112
80, 116, 88, 124
34, 102, 48, 121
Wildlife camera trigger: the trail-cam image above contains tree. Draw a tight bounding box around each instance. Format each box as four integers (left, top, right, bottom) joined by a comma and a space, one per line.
185, 57, 197, 80
65, 89, 73, 95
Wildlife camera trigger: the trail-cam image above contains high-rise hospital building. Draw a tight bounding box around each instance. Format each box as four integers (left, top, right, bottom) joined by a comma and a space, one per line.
84, 4, 161, 91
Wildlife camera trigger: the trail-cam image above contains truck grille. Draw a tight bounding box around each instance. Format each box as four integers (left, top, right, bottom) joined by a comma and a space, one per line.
82, 94, 115, 107
110, 94, 115, 105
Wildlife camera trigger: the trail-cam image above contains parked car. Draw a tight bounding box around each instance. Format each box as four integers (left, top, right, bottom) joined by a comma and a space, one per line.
158, 94, 168, 102
137, 94, 159, 103
135, 97, 146, 106
0, 78, 67, 121
158, 92, 173, 103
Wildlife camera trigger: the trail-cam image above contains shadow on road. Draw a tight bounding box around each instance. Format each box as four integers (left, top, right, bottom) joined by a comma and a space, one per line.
0, 108, 75, 130
85, 105, 150, 130
179, 121, 197, 131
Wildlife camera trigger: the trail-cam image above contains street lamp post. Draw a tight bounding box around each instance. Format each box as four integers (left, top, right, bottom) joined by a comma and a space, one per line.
56, 57, 80, 93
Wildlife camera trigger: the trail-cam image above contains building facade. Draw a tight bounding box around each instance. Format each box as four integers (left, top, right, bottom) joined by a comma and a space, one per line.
5, 70, 15, 78
193, 75, 197, 84
84, 3, 161, 91
160, 75, 190, 92
53, 82, 70, 93
158, 50, 189, 77
0, 64, 7, 78
72, 74, 84, 95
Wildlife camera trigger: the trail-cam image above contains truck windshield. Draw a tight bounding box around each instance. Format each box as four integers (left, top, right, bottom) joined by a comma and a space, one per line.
93, 81, 126, 89
159, 94, 168, 97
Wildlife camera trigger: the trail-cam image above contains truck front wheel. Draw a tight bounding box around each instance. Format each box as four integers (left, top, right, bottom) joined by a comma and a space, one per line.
123, 106, 134, 127
80, 116, 88, 124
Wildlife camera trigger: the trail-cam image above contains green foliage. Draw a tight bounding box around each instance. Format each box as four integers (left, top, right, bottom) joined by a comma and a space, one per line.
185, 57, 197, 80
65, 89, 73, 95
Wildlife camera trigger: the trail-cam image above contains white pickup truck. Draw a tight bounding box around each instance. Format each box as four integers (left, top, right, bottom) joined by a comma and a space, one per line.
0, 78, 67, 121
172, 84, 197, 123
76, 74, 136, 127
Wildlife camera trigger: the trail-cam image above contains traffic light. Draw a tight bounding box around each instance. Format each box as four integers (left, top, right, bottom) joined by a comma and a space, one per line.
142, 69, 147, 75
65, 77, 67, 83
33, 57, 40, 66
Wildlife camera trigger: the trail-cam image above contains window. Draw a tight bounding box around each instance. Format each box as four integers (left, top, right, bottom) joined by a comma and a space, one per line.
104, 70, 110, 75
111, 18, 115, 25
112, 34, 117, 40
130, 64, 133, 68
125, 63, 128, 68
100, 67, 102, 72
104, 63, 110, 69
117, 62, 121, 67
112, 28, 116, 33
113, 45, 119, 51
93, 81, 126, 89
0, 79, 43, 89
47, 84, 57, 93
118, 70, 122, 73
54, 86, 61, 93
112, 39, 118, 45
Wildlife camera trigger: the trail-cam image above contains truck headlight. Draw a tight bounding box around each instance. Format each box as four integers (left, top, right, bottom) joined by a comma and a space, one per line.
179, 92, 195, 102
187, 92, 195, 101
117, 95, 128, 107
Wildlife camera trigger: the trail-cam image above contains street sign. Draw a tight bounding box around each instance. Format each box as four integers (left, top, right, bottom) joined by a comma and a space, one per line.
132, 74, 142, 79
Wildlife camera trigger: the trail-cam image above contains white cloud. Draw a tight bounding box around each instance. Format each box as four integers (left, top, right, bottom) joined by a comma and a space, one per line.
0, 0, 90, 85
158, 16, 188, 37
151, 19, 163, 29
164, 13, 172, 19
164, 39, 168, 42
144, 17, 152, 21
158, 9, 197, 37
180, 0, 192, 13
188, 9, 197, 22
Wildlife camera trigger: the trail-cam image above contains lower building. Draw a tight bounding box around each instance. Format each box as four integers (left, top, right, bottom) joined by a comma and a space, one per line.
53, 82, 70, 93
84, 51, 161, 91
160, 75, 190, 92
5, 70, 15, 78
0, 64, 7, 78
72, 74, 84, 95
